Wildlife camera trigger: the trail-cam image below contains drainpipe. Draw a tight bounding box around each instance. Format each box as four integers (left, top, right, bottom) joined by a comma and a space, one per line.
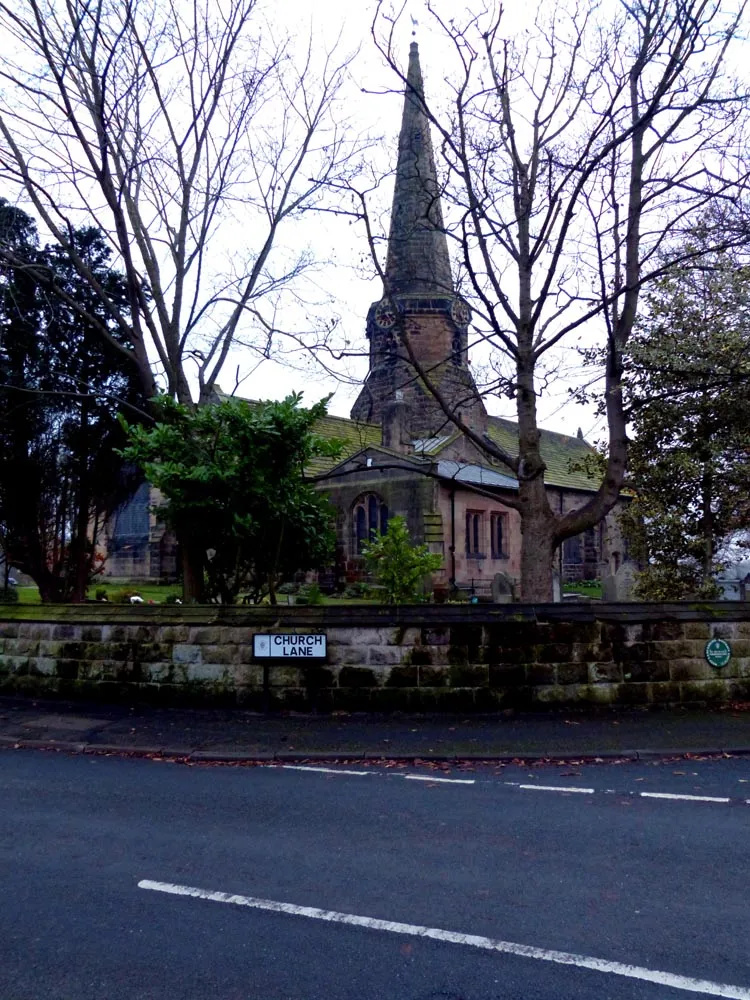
449, 489, 456, 592
558, 488, 564, 583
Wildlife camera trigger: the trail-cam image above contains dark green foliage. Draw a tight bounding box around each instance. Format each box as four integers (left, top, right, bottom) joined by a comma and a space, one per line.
622, 242, 750, 599
0, 199, 147, 601
121, 394, 342, 603
0, 586, 18, 604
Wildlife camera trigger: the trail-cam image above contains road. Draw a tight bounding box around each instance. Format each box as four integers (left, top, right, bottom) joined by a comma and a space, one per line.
1, 750, 749, 999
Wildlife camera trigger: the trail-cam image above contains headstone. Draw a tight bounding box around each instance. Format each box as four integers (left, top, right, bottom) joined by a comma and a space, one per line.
491, 572, 514, 604
552, 570, 561, 603
602, 561, 638, 602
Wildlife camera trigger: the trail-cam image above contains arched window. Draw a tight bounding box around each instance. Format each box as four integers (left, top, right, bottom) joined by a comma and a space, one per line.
353, 493, 389, 554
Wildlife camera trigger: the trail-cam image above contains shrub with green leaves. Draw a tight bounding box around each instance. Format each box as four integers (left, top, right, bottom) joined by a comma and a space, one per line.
362, 516, 442, 604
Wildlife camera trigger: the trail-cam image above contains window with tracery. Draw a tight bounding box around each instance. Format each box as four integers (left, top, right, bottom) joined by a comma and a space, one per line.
353, 494, 389, 555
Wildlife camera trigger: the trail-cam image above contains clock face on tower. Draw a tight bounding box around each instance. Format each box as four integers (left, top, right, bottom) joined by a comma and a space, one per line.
450, 297, 471, 328
373, 299, 397, 329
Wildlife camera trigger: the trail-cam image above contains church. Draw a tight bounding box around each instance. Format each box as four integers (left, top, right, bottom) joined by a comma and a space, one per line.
102, 43, 625, 595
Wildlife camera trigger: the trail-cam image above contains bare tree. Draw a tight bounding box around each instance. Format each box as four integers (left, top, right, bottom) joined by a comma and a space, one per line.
0, 0, 363, 405
358, 0, 750, 599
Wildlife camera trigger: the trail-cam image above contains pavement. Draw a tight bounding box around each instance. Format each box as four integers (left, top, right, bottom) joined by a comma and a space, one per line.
3, 749, 750, 999
2, 693, 750, 760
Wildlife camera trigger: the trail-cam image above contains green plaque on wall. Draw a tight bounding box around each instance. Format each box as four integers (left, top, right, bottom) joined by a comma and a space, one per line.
705, 638, 731, 668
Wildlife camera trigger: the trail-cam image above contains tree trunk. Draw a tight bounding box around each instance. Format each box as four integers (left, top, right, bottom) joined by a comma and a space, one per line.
700, 460, 714, 587
181, 537, 205, 603
518, 483, 557, 602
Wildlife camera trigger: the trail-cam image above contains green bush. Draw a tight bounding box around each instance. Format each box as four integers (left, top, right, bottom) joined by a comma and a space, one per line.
110, 587, 141, 604
362, 516, 443, 604
94, 587, 108, 601
0, 586, 19, 604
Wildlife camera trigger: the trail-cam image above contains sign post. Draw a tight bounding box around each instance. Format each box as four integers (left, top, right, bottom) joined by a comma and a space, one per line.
253, 633, 327, 713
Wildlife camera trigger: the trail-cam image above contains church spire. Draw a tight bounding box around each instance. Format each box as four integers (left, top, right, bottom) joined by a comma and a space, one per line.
384, 42, 453, 296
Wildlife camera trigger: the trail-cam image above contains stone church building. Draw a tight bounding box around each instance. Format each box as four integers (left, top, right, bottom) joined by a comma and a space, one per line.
102, 43, 624, 594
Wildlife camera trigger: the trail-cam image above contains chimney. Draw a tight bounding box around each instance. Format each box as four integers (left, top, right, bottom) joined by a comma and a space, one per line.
381, 391, 412, 453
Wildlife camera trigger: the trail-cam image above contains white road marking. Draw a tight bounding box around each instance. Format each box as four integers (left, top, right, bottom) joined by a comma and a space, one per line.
640, 792, 731, 804
138, 879, 750, 999
519, 784, 595, 794
403, 774, 475, 785
279, 765, 371, 777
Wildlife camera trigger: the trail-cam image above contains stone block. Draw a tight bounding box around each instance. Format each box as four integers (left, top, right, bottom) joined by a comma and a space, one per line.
100, 625, 127, 642
528, 664, 556, 685
622, 660, 669, 683
188, 627, 223, 644
728, 679, 750, 701
421, 627, 449, 646
0, 624, 19, 638
200, 644, 237, 666
576, 683, 617, 705
645, 621, 685, 641
711, 623, 739, 641
7, 638, 39, 656
173, 644, 202, 664
304, 666, 335, 688
680, 680, 731, 704
327, 646, 368, 666
418, 665, 449, 687
329, 628, 392, 646
57, 659, 80, 680
388, 627, 421, 646
734, 623, 750, 639
532, 685, 572, 705
332, 687, 373, 711
338, 666, 379, 688
537, 643, 576, 664
385, 665, 418, 687
267, 665, 304, 687
588, 662, 622, 684
649, 682, 682, 704
408, 646, 433, 666
429, 687, 477, 712
143, 662, 173, 683
726, 640, 750, 659
488, 663, 526, 687
237, 665, 265, 688
684, 622, 711, 640
653, 639, 705, 661
155, 625, 190, 643
186, 662, 227, 683
53, 625, 81, 640
0, 655, 30, 675
736, 658, 750, 678
556, 663, 588, 685
80, 627, 103, 642
616, 682, 651, 705
449, 664, 488, 688
368, 646, 403, 666
669, 658, 713, 682
19, 623, 53, 640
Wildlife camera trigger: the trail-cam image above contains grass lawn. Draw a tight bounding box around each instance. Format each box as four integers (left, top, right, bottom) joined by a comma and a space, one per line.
563, 580, 602, 599
16, 581, 183, 605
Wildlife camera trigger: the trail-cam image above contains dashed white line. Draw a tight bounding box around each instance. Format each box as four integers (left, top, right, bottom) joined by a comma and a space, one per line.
137, 879, 750, 998
518, 784, 595, 794
403, 774, 475, 785
280, 765, 370, 777
640, 792, 731, 804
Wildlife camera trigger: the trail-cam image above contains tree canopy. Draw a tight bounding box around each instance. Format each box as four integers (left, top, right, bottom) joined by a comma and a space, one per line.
621, 244, 750, 599
0, 198, 147, 601
120, 394, 342, 603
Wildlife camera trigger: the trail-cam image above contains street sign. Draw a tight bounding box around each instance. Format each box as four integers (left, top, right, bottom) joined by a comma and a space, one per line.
253, 633, 327, 660
705, 638, 731, 668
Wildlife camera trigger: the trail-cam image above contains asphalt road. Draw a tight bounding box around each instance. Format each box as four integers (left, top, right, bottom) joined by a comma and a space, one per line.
2, 750, 750, 1000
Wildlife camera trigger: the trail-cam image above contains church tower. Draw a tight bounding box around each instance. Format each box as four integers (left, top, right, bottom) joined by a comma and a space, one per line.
350, 42, 487, 439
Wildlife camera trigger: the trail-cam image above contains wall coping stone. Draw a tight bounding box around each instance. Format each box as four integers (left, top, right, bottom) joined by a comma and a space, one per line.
1, 601, 750, 626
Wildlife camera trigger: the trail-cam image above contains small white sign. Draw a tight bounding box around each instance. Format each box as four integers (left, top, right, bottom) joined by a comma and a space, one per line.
253, 633, 327, 659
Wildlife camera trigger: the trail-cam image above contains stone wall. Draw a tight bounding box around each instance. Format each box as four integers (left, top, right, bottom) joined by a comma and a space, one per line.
1, 604, 749, 711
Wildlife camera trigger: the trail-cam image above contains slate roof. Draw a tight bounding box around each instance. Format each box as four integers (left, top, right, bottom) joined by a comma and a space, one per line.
213, 388, 600, 493
436, 460, 519, 491
486, 416, 598, 492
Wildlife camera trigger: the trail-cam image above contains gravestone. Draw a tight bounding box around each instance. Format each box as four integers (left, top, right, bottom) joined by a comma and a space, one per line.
491, 572, 514, 604
602, 561, 638, 602
552, 570, 561, 603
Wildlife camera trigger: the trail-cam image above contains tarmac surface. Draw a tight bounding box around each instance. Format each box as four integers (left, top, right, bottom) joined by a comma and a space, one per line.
1, 694, 750, 760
